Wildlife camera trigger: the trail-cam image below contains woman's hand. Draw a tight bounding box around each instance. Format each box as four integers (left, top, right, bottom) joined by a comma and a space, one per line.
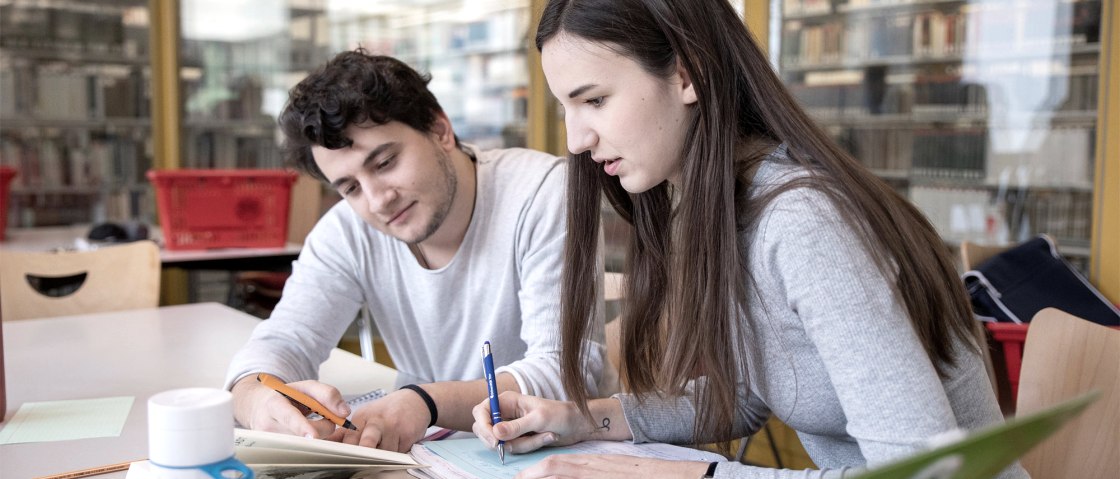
472, 391, 591, 454
515, 454, 712, 479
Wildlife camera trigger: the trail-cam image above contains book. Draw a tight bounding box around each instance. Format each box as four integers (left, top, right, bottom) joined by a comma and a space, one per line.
125, 428, 423, 479
233, 428, 421, 477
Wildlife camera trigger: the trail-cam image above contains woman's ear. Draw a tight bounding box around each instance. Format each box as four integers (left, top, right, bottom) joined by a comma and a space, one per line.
676, 61, 698, 105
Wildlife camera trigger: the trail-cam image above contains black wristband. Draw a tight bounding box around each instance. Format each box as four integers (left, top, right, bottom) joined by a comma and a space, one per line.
400, 384, 438, 427
702, 461, 718, 478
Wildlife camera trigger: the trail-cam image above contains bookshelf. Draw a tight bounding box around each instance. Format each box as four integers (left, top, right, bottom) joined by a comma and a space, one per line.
0, 0, 155, 227
176, 0, 530, 173
777, 0, 1104, 269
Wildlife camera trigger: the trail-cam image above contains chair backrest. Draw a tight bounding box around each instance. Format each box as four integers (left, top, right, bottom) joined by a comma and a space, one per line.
959, 238, 1028, 412
959, 240, 1011, 270
1016, 307, 1120, 478
287, 173, 325, 245
0, 241, 161, 320
603, 272, 624, 373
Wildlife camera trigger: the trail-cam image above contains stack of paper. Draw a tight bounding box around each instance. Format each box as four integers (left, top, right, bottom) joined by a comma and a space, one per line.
409, 438, 725, 479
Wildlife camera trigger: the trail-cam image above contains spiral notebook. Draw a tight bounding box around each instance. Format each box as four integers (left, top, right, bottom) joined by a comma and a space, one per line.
306, 389, 386, 421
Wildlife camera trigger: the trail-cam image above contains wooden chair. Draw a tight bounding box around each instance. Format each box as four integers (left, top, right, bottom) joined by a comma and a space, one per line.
1015, 307, 1120, 478
604, 272, 624, 371
959, 238, 1019, 412
0, 241, 160, 320
959, 240, 1012, 271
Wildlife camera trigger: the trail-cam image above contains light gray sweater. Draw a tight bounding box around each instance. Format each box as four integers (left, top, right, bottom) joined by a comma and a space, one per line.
616, 150, 1027, 478
225, 146, 606, 400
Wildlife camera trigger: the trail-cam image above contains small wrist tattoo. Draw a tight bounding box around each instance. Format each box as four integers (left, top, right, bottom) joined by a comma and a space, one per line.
598, 417, 611, 432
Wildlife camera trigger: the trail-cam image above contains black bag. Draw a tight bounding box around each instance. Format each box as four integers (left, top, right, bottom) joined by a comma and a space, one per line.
963, 235, 1120, 326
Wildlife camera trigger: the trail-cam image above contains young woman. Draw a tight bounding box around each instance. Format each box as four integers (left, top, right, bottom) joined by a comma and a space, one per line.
472, 1, 1027, 478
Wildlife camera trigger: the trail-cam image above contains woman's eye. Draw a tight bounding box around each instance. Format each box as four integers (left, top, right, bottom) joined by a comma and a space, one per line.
340, 183, 358, 196
586, 97, 604, 107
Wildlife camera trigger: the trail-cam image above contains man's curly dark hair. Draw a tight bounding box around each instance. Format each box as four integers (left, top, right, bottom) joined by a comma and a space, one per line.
278, 48, 454, 181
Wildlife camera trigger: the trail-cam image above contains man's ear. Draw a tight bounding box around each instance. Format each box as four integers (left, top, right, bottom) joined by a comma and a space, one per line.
430, 112, 457, 150
676, 61, 697, 105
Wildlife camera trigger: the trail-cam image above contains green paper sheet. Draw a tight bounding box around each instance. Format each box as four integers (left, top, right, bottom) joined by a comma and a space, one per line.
0, 396, 134, 444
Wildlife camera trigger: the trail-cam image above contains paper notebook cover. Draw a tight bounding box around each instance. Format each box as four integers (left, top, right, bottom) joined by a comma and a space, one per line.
235, 427, 419, 468
851, 392, 1098, 479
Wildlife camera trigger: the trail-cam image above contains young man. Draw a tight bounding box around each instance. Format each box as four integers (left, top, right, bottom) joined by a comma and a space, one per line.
225, 48, 607, 453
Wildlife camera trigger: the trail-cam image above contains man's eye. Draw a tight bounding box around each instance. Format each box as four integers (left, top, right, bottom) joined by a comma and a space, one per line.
340, 183, 358, 196
376, 156, 396, 170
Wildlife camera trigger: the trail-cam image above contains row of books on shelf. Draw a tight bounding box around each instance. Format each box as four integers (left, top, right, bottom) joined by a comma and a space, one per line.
782, 1, 1100, 67
183, 76, 269, 122
0, 66, 148, 120
837, 125, 1094, 189
0, 4, 143, 56
0, 136, 150, 190
795, 67, 1098, 118
6, 188, 151, 227
184, 134, 281, 170
909, 185, 1092, 246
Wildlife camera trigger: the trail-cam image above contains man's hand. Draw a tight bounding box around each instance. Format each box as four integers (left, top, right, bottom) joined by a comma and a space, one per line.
231, 375, 349, 439
334, 387, 432, 452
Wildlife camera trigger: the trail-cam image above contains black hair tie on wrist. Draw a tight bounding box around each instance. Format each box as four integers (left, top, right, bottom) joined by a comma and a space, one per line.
400, 384, 438, 427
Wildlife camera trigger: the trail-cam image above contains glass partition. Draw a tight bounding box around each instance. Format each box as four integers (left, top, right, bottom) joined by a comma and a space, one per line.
178, 0, 530, 169
0, 0, 153, 226
777, 0, 1102, 271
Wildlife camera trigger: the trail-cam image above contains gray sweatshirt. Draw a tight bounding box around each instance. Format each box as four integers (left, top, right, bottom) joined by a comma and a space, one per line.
617, 150, 1027, 479
225, 146, 606, 400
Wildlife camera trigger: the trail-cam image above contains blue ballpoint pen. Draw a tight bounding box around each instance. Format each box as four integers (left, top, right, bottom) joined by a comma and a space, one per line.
482, 341, 505, 464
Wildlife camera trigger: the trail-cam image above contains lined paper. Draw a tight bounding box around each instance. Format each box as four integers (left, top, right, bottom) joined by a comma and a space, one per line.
0, 396, 134, 444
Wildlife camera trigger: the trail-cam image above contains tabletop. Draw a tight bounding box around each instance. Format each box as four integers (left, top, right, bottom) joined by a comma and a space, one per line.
0, 225, 303, 270
0, 302, 397, 478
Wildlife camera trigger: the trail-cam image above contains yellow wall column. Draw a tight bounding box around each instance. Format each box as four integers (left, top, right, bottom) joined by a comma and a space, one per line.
744, 0, 769, 52
1092, 0, 1119, 302
527, 0, 567, 156
149, 0, 181, 170
149, 0, 188, 305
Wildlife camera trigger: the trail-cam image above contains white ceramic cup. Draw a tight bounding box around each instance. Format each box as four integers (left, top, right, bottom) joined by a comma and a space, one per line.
148, 388, 253, 479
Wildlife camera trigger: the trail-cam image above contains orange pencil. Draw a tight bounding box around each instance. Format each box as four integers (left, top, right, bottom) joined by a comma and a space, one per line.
37, 459, 138, 479
256, 372, 357, 430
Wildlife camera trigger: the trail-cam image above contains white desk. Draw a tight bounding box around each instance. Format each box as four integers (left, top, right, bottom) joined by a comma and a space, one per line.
0, 303, 397, 478
0, 226, 303, 270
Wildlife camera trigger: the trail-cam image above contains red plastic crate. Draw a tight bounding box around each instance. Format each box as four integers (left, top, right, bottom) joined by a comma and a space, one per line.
0, 167, 17, 240
986, 322, 1029, 401
988, 321, 1120, 402
148, 169, 299, 250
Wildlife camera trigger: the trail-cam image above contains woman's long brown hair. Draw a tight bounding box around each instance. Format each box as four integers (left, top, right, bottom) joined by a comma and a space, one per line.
537, 0, 978, 446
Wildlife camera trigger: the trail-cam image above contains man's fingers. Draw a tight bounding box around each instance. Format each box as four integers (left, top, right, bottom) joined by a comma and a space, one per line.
266, 394, 319, 437
358, 426, 383, 449
378, 429, 400, 452
325, 428, 348, 443
309, 418, 338, 438
290, 381, 350, 417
